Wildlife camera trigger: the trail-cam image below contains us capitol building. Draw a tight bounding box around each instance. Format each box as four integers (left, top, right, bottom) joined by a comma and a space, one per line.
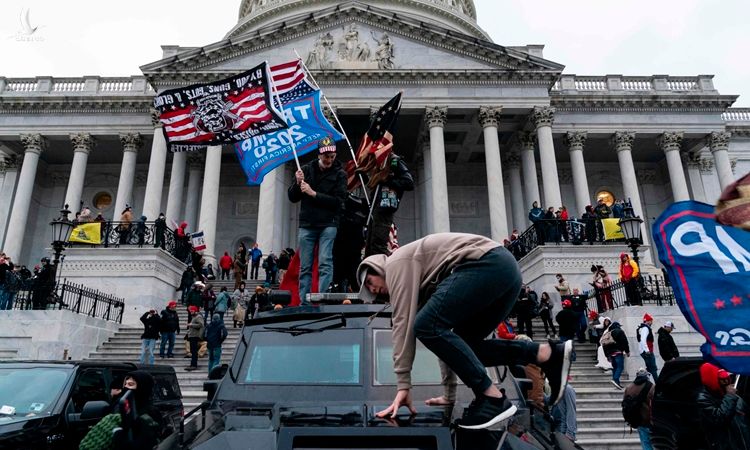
1, 0, 748, 289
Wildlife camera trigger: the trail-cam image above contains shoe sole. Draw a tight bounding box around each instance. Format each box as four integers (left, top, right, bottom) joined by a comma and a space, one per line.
550, 340, 573, 406
458, 404, 518, 430
610, 380, 624, 390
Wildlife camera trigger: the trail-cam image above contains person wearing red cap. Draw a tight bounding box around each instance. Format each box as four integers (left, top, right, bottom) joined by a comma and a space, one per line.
637, 314, 658, 380
555, 300, 578, 343
185, 306, 204, 371
159, 301, 180, 358
697, 362, 750, 450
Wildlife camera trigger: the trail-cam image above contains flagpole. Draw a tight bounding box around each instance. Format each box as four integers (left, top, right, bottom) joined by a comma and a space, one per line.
267, 60, 302, 172
294, 49, 370, 206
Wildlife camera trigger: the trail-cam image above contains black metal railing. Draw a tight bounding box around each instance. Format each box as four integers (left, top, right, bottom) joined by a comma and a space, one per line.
66, 221, 192, 264
583, 274, 675, 314
9, 279, 125, 323
509, 219, 626, 260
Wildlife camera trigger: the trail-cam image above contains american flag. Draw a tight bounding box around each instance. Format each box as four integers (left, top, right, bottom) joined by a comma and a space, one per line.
270, 59, 307, 95
346, 92, 402, 190
155, 62, 288, 149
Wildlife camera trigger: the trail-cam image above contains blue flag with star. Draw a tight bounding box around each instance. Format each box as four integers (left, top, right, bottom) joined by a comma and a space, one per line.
234, 79, 344, 185
653, 201, 750, 375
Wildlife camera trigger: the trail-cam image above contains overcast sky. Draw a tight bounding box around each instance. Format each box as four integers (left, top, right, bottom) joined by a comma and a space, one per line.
1, 0, 747, 105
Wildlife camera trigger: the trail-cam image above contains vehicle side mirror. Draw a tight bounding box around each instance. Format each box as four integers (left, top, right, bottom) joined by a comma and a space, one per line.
80, 400, 111, 420
203, 380, 220, 402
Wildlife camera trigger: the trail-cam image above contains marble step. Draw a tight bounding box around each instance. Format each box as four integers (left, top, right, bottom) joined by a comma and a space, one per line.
576, 407, 626, 419
574, 438, 641, 450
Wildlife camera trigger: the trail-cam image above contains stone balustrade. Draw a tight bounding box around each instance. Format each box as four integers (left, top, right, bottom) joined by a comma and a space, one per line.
723, 107, 750, 122
0, 76, 154, 95
552, 74, 715, 93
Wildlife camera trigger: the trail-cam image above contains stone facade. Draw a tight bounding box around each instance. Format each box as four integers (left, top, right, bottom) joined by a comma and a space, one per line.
0, 0, 749, 280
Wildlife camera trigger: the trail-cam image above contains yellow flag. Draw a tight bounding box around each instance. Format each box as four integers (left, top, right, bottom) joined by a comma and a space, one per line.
602, 218, 625, 240
69, 222, 102, 244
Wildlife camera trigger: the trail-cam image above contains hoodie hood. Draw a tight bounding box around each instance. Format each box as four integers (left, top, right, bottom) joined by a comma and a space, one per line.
357, 254, 387, 303
700, 362, 730, 395
179, 221, 188, 229
620, 252, 629, 260
126, 370, 154, 409
609, 321, 622, 330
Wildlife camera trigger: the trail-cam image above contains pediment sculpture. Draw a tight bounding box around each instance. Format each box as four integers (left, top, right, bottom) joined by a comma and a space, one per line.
306, 23, 395, 70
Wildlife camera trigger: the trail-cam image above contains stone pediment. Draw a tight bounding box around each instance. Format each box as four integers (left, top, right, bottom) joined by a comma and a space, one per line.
140, 2, 563, 88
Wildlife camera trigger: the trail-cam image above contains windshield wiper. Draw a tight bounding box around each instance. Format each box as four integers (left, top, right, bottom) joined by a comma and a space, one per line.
280, 410, 362, 426
263, 314, 346, 336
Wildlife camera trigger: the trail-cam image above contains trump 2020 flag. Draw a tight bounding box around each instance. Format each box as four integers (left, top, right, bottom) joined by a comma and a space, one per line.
154, 62, 288, 152
191, 231, 206, 252
653, 200, 750, 375
234, 60, 343, 185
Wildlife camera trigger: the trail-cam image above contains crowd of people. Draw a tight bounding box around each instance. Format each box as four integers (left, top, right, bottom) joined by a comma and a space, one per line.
0, 251, 61, 310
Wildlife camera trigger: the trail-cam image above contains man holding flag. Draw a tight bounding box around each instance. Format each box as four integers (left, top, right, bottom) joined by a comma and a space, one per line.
288, 137, 347, 305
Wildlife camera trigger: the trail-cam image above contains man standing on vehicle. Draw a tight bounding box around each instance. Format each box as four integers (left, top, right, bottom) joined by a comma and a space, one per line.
288, 137, 347, 304
637, 314, 658, 381
358, 232, 572, 430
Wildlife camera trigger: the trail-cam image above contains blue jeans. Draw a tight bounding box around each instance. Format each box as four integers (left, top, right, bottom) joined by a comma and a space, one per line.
413, 247, 539, 396
0, 287, 14, 310
159, 332, 175, 357
611, 353, 625, 384
641, 352, 659, 381
576, 311, 587, 342
208, 347, 222, 374
298, 226, 337, 305
140, 339, 156, 364
638, 426, 653, 450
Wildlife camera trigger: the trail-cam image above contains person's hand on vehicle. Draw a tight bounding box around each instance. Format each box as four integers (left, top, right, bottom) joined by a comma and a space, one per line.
377, 389, 417, 419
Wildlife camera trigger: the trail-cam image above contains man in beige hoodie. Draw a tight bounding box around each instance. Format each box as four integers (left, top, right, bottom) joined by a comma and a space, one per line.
358, 232, 572, 430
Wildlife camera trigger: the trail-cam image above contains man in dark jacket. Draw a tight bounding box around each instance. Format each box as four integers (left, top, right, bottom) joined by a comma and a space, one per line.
555, 299, 578, 342
205, 313, 228, 374
159, 301, 180, 359
594, 198, 612, 241
515, 285, 537, 339
602, 321, 630, 389
139, 309, 161, 365
657, 321, 680, 362
176, 267, 194, 305
288, 137, 347, 305
697, 362, 750, 450
364, 153, 414, 257
154, 212, 167, 249
32, 257, 54, 310
528, 201, 545, 244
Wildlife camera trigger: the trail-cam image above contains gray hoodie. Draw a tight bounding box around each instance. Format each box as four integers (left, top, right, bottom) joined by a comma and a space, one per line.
357, 232, 499, 392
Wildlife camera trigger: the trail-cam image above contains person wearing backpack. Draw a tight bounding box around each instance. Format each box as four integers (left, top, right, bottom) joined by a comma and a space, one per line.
622, 368, 655, 449
637, 314, 659, 381
214, 286, 231, 323
601, 320, 630, 389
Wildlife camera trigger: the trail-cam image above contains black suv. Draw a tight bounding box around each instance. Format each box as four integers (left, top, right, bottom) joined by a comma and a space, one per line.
167, 303, 580, 450
0, 361, 183, 449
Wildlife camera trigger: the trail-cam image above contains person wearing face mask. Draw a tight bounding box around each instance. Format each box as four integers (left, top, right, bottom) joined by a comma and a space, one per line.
288, 136, 347, 305
80, 370, 163, 450
154, 212, 167, 250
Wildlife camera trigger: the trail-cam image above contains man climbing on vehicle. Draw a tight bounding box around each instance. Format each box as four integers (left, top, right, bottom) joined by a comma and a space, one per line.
358, 232, 573, 430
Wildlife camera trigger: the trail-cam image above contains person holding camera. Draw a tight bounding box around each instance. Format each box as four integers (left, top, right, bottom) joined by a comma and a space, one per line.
139, 309, 161, 365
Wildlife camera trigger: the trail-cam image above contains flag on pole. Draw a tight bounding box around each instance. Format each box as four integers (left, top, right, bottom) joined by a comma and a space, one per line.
652, 201, 750, 375
153, 62, 288, 152
345, 92, 402, 191
233, 60, 344, 185
191, 231, 206, 252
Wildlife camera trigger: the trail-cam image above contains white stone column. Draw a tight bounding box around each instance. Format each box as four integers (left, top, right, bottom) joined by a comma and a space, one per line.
506, 151, 526, 232
64, 133, 95, 214
532, 107, 562, 209
519, 131, 541, 220
141, 112, 168, 220
479, 106, 508, 241
197, 145, 222, 266
425, 106, 450, 233
4, 134, 44, 260
165, 151, 187, 227
657, 132, 690, 202
0, 155, 21, 247
422, 144, 433, 235
708, 131, 734, 190
563, 131, 592, 216
612, 131, 649, 246
183, 153, 203, 232
256, 165, 281, 255
112, 133, 141, 220
682, 152, 708, 203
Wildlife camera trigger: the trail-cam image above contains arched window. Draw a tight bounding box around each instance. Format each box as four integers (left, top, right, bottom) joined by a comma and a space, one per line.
595, 190, 615, 207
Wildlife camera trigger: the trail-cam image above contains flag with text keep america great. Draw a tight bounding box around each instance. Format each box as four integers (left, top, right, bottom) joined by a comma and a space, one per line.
153, 62, 288, 152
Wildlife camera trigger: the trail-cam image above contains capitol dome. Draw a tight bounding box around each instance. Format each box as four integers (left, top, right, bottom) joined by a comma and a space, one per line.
226, 0, 488, 40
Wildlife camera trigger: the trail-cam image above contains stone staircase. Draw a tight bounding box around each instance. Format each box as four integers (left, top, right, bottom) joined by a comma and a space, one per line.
528, 323, 641, 450
86, 317, 243, 411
